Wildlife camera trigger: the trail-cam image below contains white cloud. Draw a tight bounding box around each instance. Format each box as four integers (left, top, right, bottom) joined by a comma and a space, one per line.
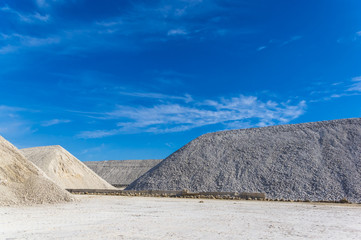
96, 20, 123, 27
90, 0, 241, 42
36, 0, 47, 8
0, 5, 50, 23
0, 45, 18, 54
347, 76, 361, 92
118, 91, 193, 103
77, 95, 306, 138
167, 28, 188, 36
41, 119, 71, 127
0, 1, 252, 56
280, 35, 302, 46
0, 105, 26, 114
257, 35, 302, 52
0, 105, 34, 137
80, 144, 105, 155
35, 0, 64, 8
308, 76, 361, 103
0, 33, 60, 54
77, 129, 119, 139
32, 12, 50, 22
13, 34, 59, 46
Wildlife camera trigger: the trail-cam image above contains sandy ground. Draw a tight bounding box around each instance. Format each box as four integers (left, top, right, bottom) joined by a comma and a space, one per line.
1, 196, 360, 240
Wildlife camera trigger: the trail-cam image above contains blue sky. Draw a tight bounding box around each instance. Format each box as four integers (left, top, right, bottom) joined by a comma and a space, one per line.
1, 0, 361, 161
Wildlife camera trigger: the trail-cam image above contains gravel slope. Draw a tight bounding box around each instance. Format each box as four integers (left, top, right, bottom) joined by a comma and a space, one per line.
127, 118, 361, 203
21, 146, 115, 190
85, 160, 162, 186
0, 136, 73, 206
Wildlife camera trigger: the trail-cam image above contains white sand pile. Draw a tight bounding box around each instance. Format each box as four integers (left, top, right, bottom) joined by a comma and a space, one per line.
0, 136, 73, 206
128, 118, 361, 203
21, 145, 115, 190
85, 159, 162, 187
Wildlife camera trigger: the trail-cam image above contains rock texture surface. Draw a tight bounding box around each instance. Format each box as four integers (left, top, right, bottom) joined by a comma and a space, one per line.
128, 118, 361, 203
0, 136, 73, 206
85, 160, 162, 187
21, 146, 115, 190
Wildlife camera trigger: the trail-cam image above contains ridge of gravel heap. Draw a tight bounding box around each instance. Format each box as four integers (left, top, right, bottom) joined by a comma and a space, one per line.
85, 159, 162, 187
21, 145, 115, 190
127, 118, 361, 203
0, 136, 73, 206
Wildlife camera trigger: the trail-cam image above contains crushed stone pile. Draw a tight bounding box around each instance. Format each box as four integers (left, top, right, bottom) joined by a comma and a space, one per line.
85, 160, 162, 187
127, 118, 361, 203
0, 136, 73, 206
21, 145, 115, 190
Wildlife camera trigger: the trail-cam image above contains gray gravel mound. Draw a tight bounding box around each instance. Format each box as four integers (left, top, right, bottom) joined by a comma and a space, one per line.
85, 160, 162, 187
127, 118, 361, 203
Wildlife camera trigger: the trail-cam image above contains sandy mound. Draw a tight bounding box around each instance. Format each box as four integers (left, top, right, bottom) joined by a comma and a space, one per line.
0, 136, 73, 206
85, 160, 162, 187
127, 118, 361, 203
21, 146, 115, 190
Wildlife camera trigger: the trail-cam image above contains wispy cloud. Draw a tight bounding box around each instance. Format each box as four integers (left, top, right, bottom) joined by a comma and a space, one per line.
118, 91, 193, 103
91, 0, 248, 41
36, 0, 47, 8
258, 35, 303, 52
80, 144, 106, 155
0, 105, 34, 137
308, 76, 361, 102
257, 46, 266, 51
93, 2, 200, 39
337, 31, 361, 44
0, 44, 18, 54
0, 0, 254, 56
0, 105, 25, 114
33, 0, 65, 9
13, 34, 59, 46
167, 28, 188, 36
77, 95, 306, 138
0, 33, 60, 54
280, 35, 302, 46
153, 70, 193, 86
41, 119, 71, 127
347, 76, 361, 92
78, 129, 119, 139
0, 5, 50, 23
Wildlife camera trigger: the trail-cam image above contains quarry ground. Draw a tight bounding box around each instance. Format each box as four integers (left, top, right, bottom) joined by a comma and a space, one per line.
1, 195, 360, 240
